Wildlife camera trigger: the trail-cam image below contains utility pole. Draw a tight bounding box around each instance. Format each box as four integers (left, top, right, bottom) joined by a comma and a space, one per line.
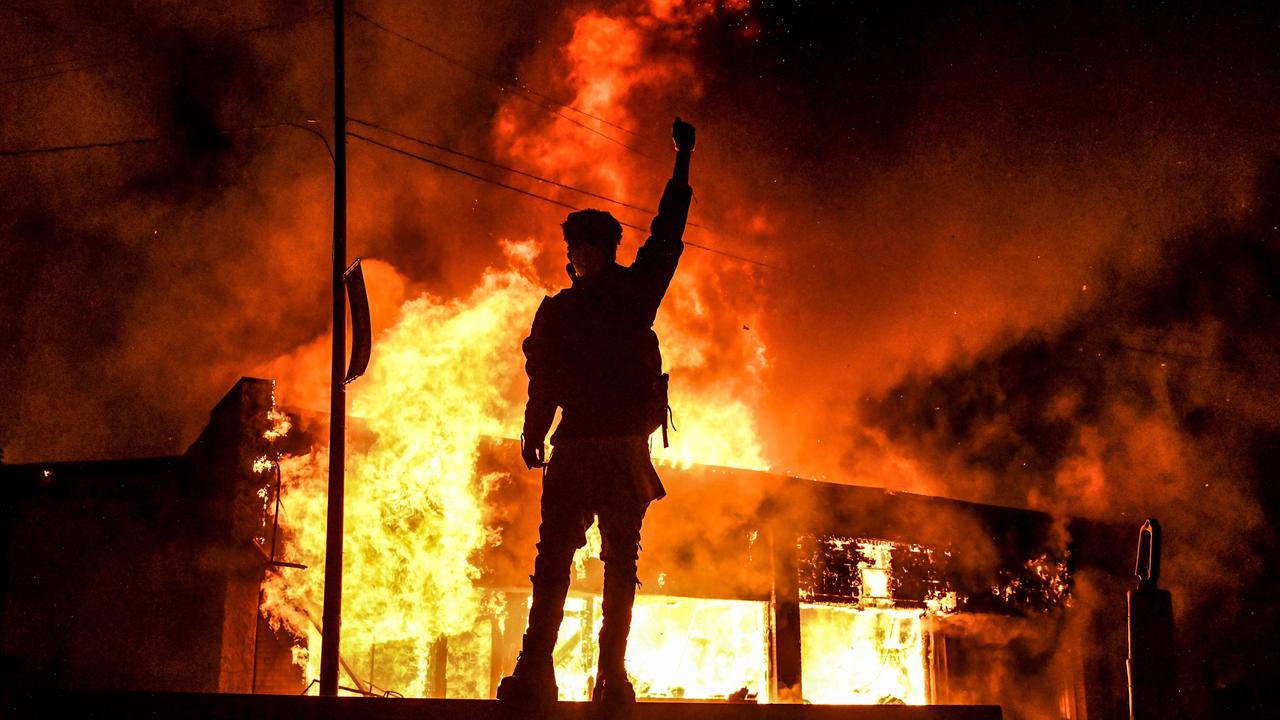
319, 0, 347, 698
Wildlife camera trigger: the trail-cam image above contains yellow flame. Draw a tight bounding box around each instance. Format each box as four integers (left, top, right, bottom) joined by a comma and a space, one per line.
542, 594, 769, 702
260, 0, 781, 698
260, 238, 769, 695
857, 541, 894, 604
261, 244, 544, 694
264, 407, 292, 442
795, 539, 942, 704
800, 604, 928, 705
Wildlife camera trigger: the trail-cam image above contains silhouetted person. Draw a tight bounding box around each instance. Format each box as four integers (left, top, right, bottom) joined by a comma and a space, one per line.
497, 117, 696, 706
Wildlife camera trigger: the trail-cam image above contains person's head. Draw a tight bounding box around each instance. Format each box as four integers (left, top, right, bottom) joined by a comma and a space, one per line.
561, 209, 621, 278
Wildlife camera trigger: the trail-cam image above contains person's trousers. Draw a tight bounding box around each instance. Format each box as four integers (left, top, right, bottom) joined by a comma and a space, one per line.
522, 436, 656, 680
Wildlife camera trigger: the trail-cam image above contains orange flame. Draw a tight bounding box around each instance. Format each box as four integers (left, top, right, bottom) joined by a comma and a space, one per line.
254, 0, 924, 702
259, 230, 769, 694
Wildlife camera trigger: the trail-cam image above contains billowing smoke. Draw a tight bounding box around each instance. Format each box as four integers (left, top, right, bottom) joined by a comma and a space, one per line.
862, 162, 1280, 699
5, 1, 1279, 473
0, 0, 571, 461
4, 0, 1280, 705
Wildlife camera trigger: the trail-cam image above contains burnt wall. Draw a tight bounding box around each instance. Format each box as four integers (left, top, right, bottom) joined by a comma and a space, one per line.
0, 378, 274, 694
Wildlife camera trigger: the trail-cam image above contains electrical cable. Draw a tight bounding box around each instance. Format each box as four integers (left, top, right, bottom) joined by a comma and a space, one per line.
0, 49, 131, 74
0, 120, 333, 160
347, 130, 778, 269
350, 129, 582, 211
349, 7, 646, 140
349, 8, 661, 162
1, 131, 770, 268
0, 7, 328, 87
0, 54, 140, 86
348, 115, 649, 212
347, 115, 722, 236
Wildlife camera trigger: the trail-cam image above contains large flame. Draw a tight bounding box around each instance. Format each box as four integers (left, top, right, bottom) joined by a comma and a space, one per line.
260, 248, 546, 695
800, 605, 928, 705
544, 594, 770, 702
255, 0, 918, 703
259, 231, 769, 695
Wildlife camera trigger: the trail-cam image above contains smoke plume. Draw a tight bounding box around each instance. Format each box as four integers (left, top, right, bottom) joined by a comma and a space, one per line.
6, 0, 1280, 708
861, 162, 1280, 697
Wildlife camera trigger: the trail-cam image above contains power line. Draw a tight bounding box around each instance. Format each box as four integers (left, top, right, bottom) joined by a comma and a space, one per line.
0, 122, 774, 268
349, 129, 583, 210
348, 115, 719, 232
347, 130, 778, 269
1022, 329, 1223, 366
348, 7, 647, 141
1080, 341, 1219, 366
0, 121, 333, 160
0, 133, 186, 157
349, 9, 660, 163
0, 7, 328, 87
0, 49, 126, 74
349, 115, 646, 210
0, 54, 140, 86
349, 115, 724, 237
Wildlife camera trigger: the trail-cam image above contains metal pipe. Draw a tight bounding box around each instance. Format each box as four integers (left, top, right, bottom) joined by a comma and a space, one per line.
318, 0, 347, 697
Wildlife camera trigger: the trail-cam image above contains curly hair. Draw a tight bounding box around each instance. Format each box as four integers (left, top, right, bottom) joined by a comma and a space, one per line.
561, 209, 622, 254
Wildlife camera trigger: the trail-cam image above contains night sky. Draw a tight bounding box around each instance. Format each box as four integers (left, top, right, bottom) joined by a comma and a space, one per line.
4, 0, 1280, 711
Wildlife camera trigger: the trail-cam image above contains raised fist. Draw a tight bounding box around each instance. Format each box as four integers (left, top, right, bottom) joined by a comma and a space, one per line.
672, 117, 696, 152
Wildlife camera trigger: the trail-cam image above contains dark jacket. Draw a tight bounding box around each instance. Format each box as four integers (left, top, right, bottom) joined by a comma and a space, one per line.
523, 179, 693, 444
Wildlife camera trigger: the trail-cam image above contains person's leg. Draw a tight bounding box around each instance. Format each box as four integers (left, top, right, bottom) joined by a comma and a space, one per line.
595, 491, 648, 693
524, 496, 587, 659
500, 451, 591, 701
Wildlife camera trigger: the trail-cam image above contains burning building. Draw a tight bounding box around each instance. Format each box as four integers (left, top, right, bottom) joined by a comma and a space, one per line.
4, 1, 1279, 718
1, 377, 1136, 718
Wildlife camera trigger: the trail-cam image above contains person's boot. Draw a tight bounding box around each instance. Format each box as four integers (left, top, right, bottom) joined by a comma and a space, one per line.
498, 575, 569, 704
591, 674, 636, 704
592, 567, 638, 705
497, 638, 558, 704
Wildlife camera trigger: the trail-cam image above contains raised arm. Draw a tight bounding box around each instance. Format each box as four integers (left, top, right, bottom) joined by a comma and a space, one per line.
631, 118, 696, 321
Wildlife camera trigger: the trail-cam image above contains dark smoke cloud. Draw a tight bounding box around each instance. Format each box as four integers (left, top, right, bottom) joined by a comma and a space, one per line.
861, 161, 1280, 698
3, 0, 1279, 561
679, 1, 1280, 479
0, 0, 569, 461
5, 0, 1279, 707
5, 0, 1279, 474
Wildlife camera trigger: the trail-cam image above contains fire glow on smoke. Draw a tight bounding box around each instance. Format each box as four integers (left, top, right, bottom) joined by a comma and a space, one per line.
255, 0, 936, 704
